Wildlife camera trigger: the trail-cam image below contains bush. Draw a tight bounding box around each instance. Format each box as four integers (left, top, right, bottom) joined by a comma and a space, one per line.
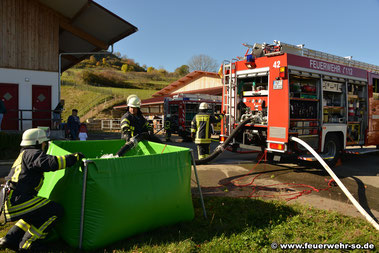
0, 132, 22, 160
81, 70, 139, 89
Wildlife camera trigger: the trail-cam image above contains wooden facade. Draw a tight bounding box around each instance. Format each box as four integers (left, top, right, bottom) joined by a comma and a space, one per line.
0, 0, 59, 72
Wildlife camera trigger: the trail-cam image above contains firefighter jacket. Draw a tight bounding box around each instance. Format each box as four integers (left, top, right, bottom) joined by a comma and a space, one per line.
120, 111, 152, 140
164, 118, 171, 130
5, 147, 80, 196
191, 112, 223, 144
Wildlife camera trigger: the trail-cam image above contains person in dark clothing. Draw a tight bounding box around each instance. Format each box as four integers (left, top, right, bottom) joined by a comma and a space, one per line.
164, 114, 172, 142
67, 109, 80, 140
191, 102, 223, 159
120, 95, 162, 143
52, 100, 64, 130
0, 128, 84, 251
0, 99, 6, 131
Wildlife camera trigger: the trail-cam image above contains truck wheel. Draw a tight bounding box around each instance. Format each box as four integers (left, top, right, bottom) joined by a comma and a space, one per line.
322, 134, 341, 167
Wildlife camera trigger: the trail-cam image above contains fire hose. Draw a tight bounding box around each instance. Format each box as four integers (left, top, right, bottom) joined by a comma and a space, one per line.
290, 136, 379, 231
0, 181, 11, 226
116, 132, 151, 157
195, 116, 260, 165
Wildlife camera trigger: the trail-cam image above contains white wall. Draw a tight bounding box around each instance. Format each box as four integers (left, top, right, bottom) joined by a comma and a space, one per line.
0, 68, 59, 130
173, 76, 222, 94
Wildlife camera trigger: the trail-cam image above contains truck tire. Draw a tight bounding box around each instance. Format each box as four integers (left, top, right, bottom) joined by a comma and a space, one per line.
322, 134, 341, 167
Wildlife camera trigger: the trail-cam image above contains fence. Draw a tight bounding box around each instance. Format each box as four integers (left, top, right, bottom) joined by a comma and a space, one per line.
94, 118, 163, 133
5, 109, 59, 131
100, 119, 121, 130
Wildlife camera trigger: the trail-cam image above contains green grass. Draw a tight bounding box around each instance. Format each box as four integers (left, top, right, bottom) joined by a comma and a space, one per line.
60, 84, 113, 121
60, 68, 163, 120
1, 197, 376, 252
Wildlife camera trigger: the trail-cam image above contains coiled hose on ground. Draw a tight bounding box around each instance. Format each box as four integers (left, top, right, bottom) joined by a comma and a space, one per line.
195, 116, 257, 165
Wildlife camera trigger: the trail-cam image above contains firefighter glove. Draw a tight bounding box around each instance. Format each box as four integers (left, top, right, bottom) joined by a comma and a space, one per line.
123, 133, 131, 142
75, 152, 85, 161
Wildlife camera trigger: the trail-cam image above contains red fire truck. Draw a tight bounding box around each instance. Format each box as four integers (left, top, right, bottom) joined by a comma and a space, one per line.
164, 94, 222, 140
221, 40, 379, 166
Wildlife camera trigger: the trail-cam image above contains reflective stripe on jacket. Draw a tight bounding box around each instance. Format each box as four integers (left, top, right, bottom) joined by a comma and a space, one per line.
191, 113, 223, 144
120, 112, 152, 138
5, 148, 79, 196
164, 120, 171, 130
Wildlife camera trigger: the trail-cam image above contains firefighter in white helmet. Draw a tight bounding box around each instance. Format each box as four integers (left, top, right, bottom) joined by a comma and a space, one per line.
191, 102, 223, 159
120, 95, 162, 143
0, 128, 84, 251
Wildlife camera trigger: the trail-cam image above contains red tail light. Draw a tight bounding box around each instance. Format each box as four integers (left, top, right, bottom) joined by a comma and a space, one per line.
269, 143, 285, 151
279, 66, 287, 79
220, 135, 227, 143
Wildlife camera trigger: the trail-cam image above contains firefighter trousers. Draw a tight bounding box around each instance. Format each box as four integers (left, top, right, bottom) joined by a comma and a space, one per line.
2, 190, 64, 250
165, 129, 171, 141
197, 144, 210, 159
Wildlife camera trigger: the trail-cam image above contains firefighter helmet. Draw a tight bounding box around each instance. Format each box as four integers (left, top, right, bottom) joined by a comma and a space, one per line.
127, 94, 141, 108
199, 102, 209, 110
20, 128, 49, 146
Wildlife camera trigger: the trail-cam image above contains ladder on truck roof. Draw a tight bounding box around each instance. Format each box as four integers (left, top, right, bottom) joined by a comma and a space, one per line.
222, 59, 238, 136
272, 40, 379, 73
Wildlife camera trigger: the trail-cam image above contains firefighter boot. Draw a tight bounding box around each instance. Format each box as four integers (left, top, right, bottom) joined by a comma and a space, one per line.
0, 225, 25, 251
19, 231, 46, 252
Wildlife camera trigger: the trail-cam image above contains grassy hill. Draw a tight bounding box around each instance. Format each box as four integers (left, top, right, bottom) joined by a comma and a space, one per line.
60, 67, 177, 121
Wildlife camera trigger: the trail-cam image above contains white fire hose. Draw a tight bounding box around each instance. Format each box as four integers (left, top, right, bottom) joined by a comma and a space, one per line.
290, 136, 379, 231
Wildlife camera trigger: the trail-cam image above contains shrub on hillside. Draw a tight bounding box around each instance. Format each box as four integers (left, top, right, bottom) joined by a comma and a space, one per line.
81, 70, 139, 89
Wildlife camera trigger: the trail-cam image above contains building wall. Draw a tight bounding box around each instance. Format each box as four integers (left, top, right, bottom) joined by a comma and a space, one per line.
172, 76, 222, 94
0, 68, 59, 130
0, 0, 59, 72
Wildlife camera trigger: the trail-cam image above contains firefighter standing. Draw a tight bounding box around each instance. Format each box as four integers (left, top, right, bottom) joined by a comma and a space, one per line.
120, 95, 162, 143
191, 102, 223, 159
0, 128, 84, 251
164, 114, 172, 142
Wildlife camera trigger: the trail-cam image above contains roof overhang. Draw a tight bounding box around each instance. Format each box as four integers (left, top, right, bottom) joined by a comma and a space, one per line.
37, 0, 138, 71
152, 71, 221, 97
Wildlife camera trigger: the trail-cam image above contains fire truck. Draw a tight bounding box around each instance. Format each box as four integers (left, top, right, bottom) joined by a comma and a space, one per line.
164, 93, 222, 140
221, 40, 379, 166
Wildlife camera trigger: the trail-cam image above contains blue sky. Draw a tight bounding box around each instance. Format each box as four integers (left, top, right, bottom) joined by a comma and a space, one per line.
96, 0, 379, 72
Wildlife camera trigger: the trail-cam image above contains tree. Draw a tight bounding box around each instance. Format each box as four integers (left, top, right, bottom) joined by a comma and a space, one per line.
174, 65, 189, 76
147, 67, 155, 73
158, 68, 168, 76
121, 64, 128, 73
89, 55, 96, 64
187, 54, 218, 72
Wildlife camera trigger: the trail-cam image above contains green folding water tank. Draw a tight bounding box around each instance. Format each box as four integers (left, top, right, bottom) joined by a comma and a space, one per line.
38, 139, 194, 250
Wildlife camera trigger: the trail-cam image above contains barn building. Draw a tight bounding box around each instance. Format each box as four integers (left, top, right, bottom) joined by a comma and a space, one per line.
114, 71, 222, 116
0, 0, 137, 131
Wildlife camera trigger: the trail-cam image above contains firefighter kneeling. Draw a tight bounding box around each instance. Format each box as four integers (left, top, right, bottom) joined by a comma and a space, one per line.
191, 102, 223, 159
0, 128, 84, 251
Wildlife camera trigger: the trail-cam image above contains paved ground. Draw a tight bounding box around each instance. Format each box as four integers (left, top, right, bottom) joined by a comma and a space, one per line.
163, 136, 379, 222
1, 132, 378, 223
